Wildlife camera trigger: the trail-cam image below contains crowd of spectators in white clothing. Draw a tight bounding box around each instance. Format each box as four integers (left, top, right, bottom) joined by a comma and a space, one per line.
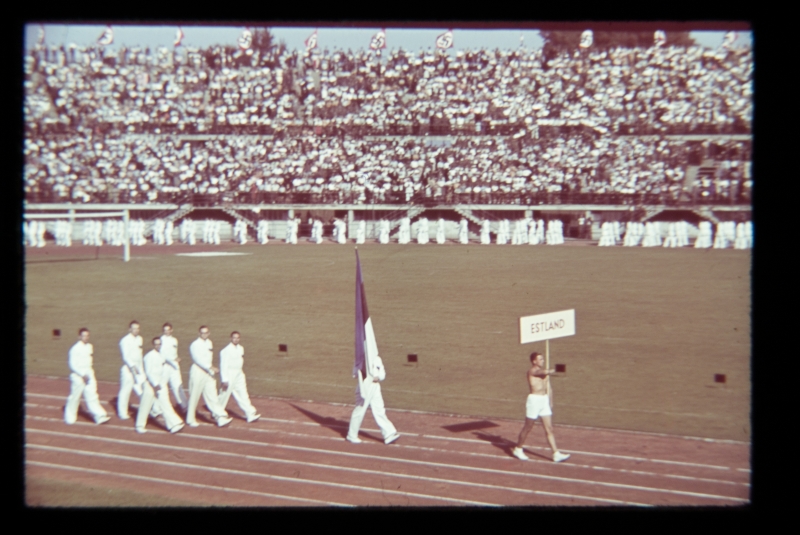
24, 40, 752, 206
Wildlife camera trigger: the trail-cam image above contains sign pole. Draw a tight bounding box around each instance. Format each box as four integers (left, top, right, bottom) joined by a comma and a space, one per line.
546, 339, 550, 371
545, 339, 551, 396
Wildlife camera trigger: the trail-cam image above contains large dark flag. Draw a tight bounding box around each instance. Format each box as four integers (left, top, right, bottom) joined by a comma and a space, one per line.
354, 249, 379, 393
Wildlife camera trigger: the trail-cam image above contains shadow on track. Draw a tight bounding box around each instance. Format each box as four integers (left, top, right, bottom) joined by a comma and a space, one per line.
288, 403, 382, 442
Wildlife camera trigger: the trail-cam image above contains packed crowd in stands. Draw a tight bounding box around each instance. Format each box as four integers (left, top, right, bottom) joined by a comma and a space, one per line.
24, 39, 752, 205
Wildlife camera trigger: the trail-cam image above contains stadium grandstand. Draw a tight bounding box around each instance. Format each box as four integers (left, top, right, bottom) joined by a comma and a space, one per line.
23, 26, 752, 246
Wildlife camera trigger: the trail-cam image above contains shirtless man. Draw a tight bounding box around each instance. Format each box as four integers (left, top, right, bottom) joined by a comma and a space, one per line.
512, 352, 570, 463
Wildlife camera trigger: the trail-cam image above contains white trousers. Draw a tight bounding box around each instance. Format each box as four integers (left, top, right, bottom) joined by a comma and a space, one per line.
136, 382, 184, 432
65, 371, 108, 424
165, 364, 188, 409
118, 366, 161, 418
218, 372, 258, 420
348, 383, 397, 441
186, 364, 228, 425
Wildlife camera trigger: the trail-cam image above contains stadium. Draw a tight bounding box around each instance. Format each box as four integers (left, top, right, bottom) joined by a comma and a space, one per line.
24, 24, 751, 506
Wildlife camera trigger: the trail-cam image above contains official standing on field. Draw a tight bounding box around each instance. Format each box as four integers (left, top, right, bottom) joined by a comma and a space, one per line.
160, 323, 188, 413
218, 331, 261, 423
64, 328, 111, 425
186, 326, 232, 428
135, 338, 185, 434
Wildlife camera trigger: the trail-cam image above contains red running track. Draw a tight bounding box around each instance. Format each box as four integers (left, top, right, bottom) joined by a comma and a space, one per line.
25, 375, 750, 507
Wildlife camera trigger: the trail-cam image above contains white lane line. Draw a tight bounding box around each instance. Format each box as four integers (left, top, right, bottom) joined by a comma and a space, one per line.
26, 443, 499, 507
242, 427, 749, 488
25, 396, 750, 471
25, 419, 749, 503
24, 388, 752, 445
25, 460, 352, 507
23, 408, 750, 487
27, 428, 646, 507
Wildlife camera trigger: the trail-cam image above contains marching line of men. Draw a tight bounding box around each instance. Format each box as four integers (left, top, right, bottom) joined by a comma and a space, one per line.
64, 322, 261, 433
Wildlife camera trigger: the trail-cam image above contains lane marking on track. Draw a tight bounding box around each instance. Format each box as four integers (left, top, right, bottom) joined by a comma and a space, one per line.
24, 385, 752, 445
26, 428, 648, 506
25, 420, 749, 503
24, 404, 750, 481
24, 412, 748, 488
241, 426, 749, 488
26, 460, 353, 507
26, 443, 499, 507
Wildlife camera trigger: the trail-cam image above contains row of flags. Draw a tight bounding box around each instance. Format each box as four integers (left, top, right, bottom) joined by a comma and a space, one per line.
579, 29, 738, 49
35, 25, 740, 51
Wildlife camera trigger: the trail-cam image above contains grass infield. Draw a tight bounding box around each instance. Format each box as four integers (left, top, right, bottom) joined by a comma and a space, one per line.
24, 243, 751, 442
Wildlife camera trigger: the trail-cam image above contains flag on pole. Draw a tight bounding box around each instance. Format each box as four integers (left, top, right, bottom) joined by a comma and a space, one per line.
436, 30, 453, 49
97, 25, 114, 46
354, 249, 379, 392
370, 29, 386, 50
37, 24, 45, 46
722, 31, 737, 49
238, 28, 252, 50
305, 30, 318, 52
579, 29, 593, 48
654, 30, 666, 47
174, 27, 184, 47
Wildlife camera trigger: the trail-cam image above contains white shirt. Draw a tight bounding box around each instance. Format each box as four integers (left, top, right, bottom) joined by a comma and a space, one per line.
119, 333, 144, 372
160, 334, 179, 369
366, 355, 387, 382
143, 349, 166, 388
190, 337, 214, 375
68, 340, 94, 377
219, 342, 244, 384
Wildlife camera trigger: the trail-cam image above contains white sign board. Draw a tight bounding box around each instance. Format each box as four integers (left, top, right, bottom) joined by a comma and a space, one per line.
520, 309, 576, 344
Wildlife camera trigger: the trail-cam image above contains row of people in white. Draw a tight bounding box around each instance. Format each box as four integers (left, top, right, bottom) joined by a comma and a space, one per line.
64, 322, 260, 433
310, 219, 324, 244
332, 219, 347, 244
257, 219, 270, 244
23, 220, 47, 247
203, 219, 223, 245
233, 219, 249, 244
151, 219, 172, 245
284, 218, 300, 244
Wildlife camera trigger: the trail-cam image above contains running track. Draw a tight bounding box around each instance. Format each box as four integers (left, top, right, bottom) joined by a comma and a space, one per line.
25, 375, 750, 507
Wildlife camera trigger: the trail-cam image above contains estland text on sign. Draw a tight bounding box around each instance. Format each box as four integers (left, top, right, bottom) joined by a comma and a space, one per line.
519, 309, 576, 344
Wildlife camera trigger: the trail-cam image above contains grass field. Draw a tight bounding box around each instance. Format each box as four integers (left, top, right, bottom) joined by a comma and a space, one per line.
24, 242, 751, 441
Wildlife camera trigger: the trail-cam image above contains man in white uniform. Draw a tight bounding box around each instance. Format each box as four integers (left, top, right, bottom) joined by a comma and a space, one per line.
480, 219, 491, 244
379, 219, 390, 244
135, 338, 186, 434
36, 219, 47, 247
160, 323, 188, 413
64, 328, 111, 425
436, 218, 446, 244
458, 218, 469, 244
356, 220, 366, 244
346, 354, 400, 445
186, 326, 233, 427
336, 219, 347, 244
218, 332, 261, 423
165, 219, 174, 245
117, 321, 155, 420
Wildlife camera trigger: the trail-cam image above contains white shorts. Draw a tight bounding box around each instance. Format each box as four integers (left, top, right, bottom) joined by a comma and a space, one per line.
525, 394, 552, 420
